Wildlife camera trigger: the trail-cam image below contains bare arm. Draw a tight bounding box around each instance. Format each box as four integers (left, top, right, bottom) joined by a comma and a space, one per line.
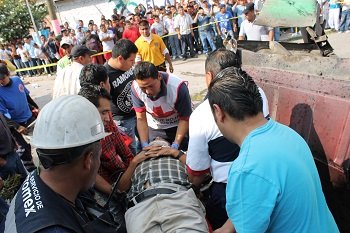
116, 151, 159, 192
136, 111, 149, 146
268, 29, 274, 41
238, 35, 245, 40
164, 53, 174, 73
213, 219, 236, 233
174, 119, 189, 146
95, 174, 112, 195
188, 173, 209, 188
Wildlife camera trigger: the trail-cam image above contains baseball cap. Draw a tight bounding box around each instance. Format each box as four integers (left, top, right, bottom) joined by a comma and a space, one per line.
243, 2, 255, 14
70, 45, 96, 58
60, 38, 73, 47
219, 4, 226, 9
0, 64, 9, 80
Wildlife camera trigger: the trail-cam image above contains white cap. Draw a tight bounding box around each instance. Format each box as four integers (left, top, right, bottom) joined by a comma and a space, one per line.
32, 95, 110, 149
60, 38, 73, 47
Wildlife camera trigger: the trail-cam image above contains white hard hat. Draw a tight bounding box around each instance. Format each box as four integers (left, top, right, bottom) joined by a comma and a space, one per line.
32, 95, 110, 149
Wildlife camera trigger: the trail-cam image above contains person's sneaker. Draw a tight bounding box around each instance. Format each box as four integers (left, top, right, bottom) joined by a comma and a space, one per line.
178, 55, 184, 59
338, 31, 344, 33
182, 56, 187, 61
172, 56, 176, 60
346, 30, 350, 33
198, 51, 202, 55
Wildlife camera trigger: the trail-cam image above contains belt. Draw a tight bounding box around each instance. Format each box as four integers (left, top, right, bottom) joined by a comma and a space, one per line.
128, 188, 176, 209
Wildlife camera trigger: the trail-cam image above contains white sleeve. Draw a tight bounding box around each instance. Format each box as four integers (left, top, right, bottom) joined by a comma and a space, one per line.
174, 16, 179, 29
186, 104, 211, 173
109, 30, 115, 37
98, 33, 104, 41
258, 87, 270, 117
239, 21, 245, 36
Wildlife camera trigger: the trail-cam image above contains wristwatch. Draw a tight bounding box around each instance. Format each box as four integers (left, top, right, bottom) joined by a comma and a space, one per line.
176, 150, 185, 160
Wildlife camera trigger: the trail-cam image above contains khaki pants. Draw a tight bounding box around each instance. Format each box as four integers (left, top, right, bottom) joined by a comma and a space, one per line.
125, 188, 209, 233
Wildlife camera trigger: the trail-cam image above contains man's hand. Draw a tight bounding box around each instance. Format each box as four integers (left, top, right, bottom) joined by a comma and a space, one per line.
144, 145, 178, 158
133, 150, 160, 164
213, 220, 236, 233
178, 33, 181, 40
17, 126, 27, 134
169, 63, 174, 73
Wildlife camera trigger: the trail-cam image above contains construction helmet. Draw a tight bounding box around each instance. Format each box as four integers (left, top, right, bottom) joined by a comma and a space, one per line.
32, 95, 110, 150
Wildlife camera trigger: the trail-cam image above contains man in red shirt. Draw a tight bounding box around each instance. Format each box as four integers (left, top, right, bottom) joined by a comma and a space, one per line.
122, 20, 141, 43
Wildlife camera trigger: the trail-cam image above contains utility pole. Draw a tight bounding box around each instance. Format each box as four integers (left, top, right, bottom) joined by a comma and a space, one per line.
46, 0, 61, 35
24, 0, 40, 39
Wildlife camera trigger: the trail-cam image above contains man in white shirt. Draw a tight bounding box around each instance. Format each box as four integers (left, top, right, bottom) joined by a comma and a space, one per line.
52, 45, 93, 99
0, 44, 11, 61
174, 6, 196, 60
99, 24, 115, 61
239, 3, 274, 41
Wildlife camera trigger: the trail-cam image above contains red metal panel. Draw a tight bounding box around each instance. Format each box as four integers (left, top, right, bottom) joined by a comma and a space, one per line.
249, 66, 350, 186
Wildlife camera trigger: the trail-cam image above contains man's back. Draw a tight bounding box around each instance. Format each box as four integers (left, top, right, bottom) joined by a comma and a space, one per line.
0, 76, 32, 123
226, 119, 339, 233
52, 62, 83, 99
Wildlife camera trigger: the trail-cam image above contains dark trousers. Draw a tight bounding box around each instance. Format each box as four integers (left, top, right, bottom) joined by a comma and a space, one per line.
205, 182, 228, 230
180, 34, 195, 58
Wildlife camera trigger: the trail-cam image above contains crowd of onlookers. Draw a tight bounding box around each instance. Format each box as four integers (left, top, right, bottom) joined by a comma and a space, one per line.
0, 0, 349, 77
0, 0, 270, 78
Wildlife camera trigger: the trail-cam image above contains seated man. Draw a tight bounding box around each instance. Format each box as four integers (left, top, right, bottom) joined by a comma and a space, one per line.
125, 139, 209, 233
131, 62, 192, 151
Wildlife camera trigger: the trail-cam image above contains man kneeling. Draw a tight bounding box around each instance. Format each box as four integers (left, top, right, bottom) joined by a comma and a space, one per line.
125, 139, 209, 233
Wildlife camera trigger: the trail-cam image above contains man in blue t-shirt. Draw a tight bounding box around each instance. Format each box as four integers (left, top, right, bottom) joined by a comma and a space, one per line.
215, 4, 234, 39
0, 63, 38, 171
0, 64, 37, 128
207, 67, 339, 233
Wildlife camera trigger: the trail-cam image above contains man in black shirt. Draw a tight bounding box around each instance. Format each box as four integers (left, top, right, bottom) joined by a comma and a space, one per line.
105, 39, 138, 155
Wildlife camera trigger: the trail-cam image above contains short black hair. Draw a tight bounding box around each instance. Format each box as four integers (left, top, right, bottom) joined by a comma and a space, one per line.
112, 39, 138, 59
134, 62, 158, 80
79, 64, 108, 87
208, 67, 262, 121
205, 48, 241, 78
37, 141, 101, 169
139, 20, 150, 27
78, 85, 111, 108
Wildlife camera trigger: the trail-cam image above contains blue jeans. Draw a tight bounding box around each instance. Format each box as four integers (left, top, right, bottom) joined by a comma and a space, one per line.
274, 27, 281, 41
339, 9, 350, 32
114, 116, 137, 155
168, 34, 182, 57
199, 30, 217, 54
22, 61, 33, 76
29, 58, 39, 75
220, 30, 234, 40
13, 58, 26, 76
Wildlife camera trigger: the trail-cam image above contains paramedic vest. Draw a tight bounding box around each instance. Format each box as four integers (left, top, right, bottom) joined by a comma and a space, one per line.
4, 171, 87, 233
133, 72, 184, 129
